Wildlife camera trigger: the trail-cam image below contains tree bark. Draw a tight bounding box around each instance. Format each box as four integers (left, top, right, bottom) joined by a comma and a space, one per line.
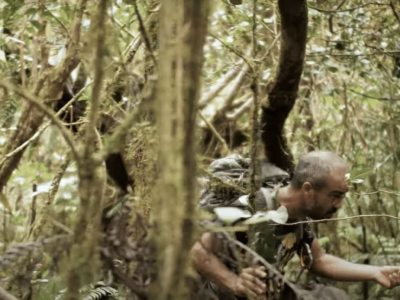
260, 0, 308, 173
153, 1, 209, 299
180, 0, 210, 273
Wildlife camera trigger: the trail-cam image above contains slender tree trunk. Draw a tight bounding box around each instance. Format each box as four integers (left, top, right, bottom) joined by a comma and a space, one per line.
180, 0, 210, 274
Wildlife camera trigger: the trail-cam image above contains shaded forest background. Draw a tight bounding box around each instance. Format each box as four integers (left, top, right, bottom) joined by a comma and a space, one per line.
0, 0, 400, 299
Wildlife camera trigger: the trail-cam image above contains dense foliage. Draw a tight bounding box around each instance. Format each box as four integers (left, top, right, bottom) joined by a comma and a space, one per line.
0, 0, 399, 299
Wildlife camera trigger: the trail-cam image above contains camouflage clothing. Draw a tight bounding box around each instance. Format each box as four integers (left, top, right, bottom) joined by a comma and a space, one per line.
199, 154, 315, 273
195, 154, 349, 300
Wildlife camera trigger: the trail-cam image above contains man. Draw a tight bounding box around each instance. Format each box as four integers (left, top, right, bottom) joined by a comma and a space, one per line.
191, 151, 400, 299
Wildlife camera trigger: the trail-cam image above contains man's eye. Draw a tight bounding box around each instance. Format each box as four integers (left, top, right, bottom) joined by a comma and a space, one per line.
332, 193, 344, 199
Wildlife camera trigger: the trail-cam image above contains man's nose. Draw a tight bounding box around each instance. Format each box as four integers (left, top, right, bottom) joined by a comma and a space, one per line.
333, 199, 344, 209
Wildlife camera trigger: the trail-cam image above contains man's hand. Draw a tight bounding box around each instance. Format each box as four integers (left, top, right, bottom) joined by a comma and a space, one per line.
373, 266, 400, 288
230, 266, 267, 298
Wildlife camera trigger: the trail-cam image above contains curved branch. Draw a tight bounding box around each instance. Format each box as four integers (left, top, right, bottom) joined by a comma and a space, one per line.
0, 84, 90, 165
0, 82, 79, 160
260, 0, 308, 173
0, 287, 19, 300
349, 89, 400, 101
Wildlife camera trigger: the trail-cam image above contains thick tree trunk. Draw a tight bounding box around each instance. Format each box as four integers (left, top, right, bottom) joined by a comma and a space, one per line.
153, 1, 209, 299
260, 0, 308, 173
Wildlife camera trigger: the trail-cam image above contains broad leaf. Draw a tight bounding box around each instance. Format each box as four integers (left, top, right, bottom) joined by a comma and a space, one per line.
350, 167, 373, 180
244, 206, 289, 225
214, 207, 251, 225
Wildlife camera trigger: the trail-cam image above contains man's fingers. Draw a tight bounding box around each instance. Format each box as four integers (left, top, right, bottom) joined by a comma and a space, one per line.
243, 267, 267, 279
388, 272, 400, 287
256, 266, 266, 272
240, 274, 266, 295
242, 272, 267, 288
237, 282, 259, 298
254, 266, 267, 278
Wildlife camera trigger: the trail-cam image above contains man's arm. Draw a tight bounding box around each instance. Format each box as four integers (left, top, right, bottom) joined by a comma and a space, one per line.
190, 232, 267, 297
310, 238, 400, 288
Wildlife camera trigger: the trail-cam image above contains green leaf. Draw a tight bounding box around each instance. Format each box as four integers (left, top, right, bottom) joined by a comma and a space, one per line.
31, 20, 45, 31
42, 10, 53, 20
25, 7, 37, 15
350, 167, 373, 180
327, 66, 339, 73
0, 192, 12, 213
4, 0, 24, 6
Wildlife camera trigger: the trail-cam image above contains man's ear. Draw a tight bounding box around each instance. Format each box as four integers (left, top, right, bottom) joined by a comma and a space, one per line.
302, 182, 313, 193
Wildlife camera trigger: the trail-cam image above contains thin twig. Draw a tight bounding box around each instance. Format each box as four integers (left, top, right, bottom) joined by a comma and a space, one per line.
44, 7, 71, 39
248, 0, 259, 212
198, 110, 230, 156
307, 50, 400, 57
209, 34, 253, 71
274, 214, 400, 226
122, 11, 157, 60
354, 190, 400, 197
0, 83, 91, 164
349, 89, 400, 101
133, 1, 157, 67
51, 218, 73, 235
112, 17, 136, 39
31, 157, 70, 240
389, 0, 400, 23
336, 0, 347, 10
62, 120, 87, 126
260, 33, 281, 61
309, 2, 387, 13
0, 82, 79, 161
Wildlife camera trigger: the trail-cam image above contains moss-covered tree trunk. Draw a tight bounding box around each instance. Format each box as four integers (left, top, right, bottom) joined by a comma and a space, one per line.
152, 1, 209, 299
0, 0, 87, 191
260, 0, 308, 173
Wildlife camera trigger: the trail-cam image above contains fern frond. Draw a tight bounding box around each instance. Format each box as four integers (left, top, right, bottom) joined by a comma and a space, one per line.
56, 281, 123, 300
81, 283, 122, 300
0, 94, 20, 128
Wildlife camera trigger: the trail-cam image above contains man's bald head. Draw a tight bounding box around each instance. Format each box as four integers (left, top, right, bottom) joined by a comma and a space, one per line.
291, 151, 347, 190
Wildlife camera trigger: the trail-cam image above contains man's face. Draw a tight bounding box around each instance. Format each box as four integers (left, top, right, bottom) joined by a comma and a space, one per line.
306, 165, 349, 220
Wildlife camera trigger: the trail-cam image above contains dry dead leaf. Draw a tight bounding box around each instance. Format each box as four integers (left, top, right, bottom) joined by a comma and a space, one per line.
282, 232, 296, 250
